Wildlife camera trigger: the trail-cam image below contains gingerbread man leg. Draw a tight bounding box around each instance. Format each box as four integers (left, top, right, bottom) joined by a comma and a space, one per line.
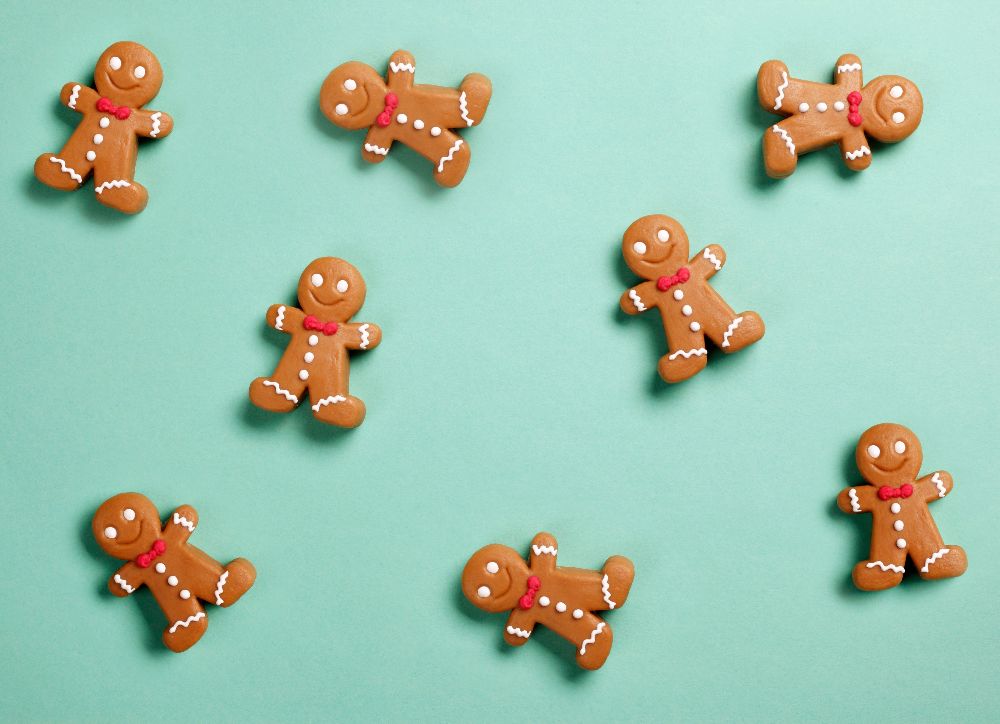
250, 351, 308, 413
307, 379, 366, 428
34, 132, 94, 191
93, 152, 147, 214
853, 537, 906, 591
658, 321, 708, 383
763, 115, 846, 179
697, 288, 765, 354
159, 597, 209, 653
418, 74, 492, 129
910, 536, 967, 581
406, 130, 472, 188
574, 613, 614, 670
182, 555, 257, 609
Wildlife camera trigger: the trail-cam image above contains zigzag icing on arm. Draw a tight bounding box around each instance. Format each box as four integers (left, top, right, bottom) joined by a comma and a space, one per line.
168, 611, 206, 634
364, 143, 389, 156
172, 512, 196, 532
459, 91, 473, 126
49, 156, 82, 183
866, 561, 904, 574
95, 179, 131, 194
389, 61, 415, 74
628, 289, 646, 312
771, 125, 795, 155
312, 395, 346, 412
721, 317, 743, 348
68, 84, 81, 109
214, 570, 229, 605
114, 574, 135, 594
506, 625, 531, 639
848, 488, 862, 513
837, 62, 862, 73
579, 621, 606, 655
274, 305, 286, 330
668, 348, 707, 361
920, 548, 950, 573
150, 112, 162, 138
531, 544, 557, 556
601, 574, 616, 609
773, 71, 788, 110
358, 323, 371, 349
845, 145, 870, 161
437, 139, 464, 173
702, 248, 723, 271
263, 380, 298, 404
932, 472, 947, 498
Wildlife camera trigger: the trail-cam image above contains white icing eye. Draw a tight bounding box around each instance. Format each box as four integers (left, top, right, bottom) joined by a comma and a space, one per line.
334, 103, 348, 116
485, 561, 499, 574
343, 78, 357, 91
890, 85, 904, 99
632, 241, 647, 255
476, 585, 491, 598
867, 444, 881, 459
109, 56, 122, 71
657, 229, 670, 243
134, 65, 146, 79
894, 440, 906, 454
123, 508, 135, 521
892, 112, 905, 124
336, 279, 349, 293
104, 526, 118, 539
310, 273, 324, 287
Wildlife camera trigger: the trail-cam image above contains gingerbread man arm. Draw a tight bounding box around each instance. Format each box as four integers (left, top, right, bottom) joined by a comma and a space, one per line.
133, 109, 174, 139
341, 322, 382, 351
164, 505, 198, 544
503, 608, 536, 646
834, 54, 864, 89
620, 281, 658, 315
267, 304, 305, 333
60, 82, 98, 112
386, 50, 416, 91
362, 126, 394, 163
528, 532, 559, 572
689, 245, 727, 279
109, 561, 144, 597
839, 129, 872, 171
916, 470, 954, 503
837, 485, 876, 514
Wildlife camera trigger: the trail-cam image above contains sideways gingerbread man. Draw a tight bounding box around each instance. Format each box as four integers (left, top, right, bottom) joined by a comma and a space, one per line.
756, 54, 922, 178
320, 50, 491, 187
837, 423, 968, 591
619, 214, 764, 383
249, 257, 381, 428
462, 532, 634, 670
92, 493, 256, 652
34, 41, 173, 213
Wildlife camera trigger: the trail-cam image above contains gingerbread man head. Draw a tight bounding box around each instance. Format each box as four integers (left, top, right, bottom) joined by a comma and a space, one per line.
855, 423, 923, 486
862, 76, 923, 143
92, 492, 162, 561
621, 214, 690, 280
320, 62, 387, 130
297, 257, 367, 321
461, 544, 532, 613
93, 42, 164, 109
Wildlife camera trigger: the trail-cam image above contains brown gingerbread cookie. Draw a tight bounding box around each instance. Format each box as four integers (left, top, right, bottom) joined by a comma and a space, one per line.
837, 423, 968, 591
34, 41, 173, 213
462, 532, 635, 670
757, 54, 922, 178
319, 50, 491, 187
249, 257, 381, 428
92, 493, 256, 652
619, 214, 765, 383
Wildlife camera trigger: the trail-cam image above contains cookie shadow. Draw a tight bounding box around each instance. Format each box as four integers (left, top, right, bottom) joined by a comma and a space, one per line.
829, 436, 872, 598
742, 79, 782, 191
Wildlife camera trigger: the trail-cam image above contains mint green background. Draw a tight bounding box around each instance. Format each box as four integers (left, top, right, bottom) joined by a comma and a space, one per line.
1, 1, 998, 721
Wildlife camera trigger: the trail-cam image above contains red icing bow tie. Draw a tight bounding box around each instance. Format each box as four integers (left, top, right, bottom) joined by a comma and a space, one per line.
376, 92, 399, 128
518, 575, 541, 610
136, 539, 166, 568
878, 483, 913, 501
847, 91, 863, 127
96, 97, 132, 120
657, 267, 690, 292
304, 315, 339, 336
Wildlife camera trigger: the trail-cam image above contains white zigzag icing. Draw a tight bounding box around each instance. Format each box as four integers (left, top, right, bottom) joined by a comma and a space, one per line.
506, 625, 531, 639
771, 125, 795, 155
866, 561, 904, 574
364, 143, 389, 156
49, 156, 82, 183
389, 61, 415, 74
458, 91, 473, 126
773, 71, 788, 110
359, 323, 371, 349
848, 488, 861, 513
531, 545, 557, 556
214, 570, 229, 605
837, 62, 862, 73
312, 395, 347, 412
95, 179, 131, 194
172, 512, 195, 532
703, 248, 723, 270
275, 305, 285, 330
601, 574, 616, 609
114, 574, 135, 593
150, 112, 162, 138
721, 316, 743, 348
168, 611, 206, 634
845, 145, 871, 161
263, 380, 298, 404
628, 289, 646, 312
932, 472, 947, 498
437, 139, 463, 173
668, 348, 707, 361
68, 84, 81, 109
579, 621, 606, 655
921, 548, 950, 573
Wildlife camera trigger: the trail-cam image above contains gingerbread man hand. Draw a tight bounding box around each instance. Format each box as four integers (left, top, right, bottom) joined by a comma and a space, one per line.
34, 42, 173, 213
837, 423, 967, 591
250, 257, 381, 428
320, 50, 492, 187
462, 532, 635, 670
619, 215, 764, 383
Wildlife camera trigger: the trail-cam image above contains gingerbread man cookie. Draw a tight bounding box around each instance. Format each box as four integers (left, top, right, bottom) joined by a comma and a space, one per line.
92, 493, 256, 652
619, 215, 765, 383
249, 257, 382, 428
319, 50, 491, 187
757, 54, 922, 178
462, 532, 634, 670
34, 41, 173, 213
837, 423, 968, 591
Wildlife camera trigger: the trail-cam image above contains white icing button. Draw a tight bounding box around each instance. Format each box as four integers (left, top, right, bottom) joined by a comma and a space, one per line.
104, 526, 117, 539
155, 563, 166, 574
867, 444, 881, 459
100, 117, 111, 128
179, 589, 191, 600
896, 538, 906, 549
476, 585, 490, 598
334, 103, 348, 116
893, 520, 904, 531
298, 370, 309, 381
413, 119, 425, 130
892, 111, 905, 124
396, 113, 408, 124
308, 335, 319, 346
799, 102, 809, 112
343, 78, 357, 91
304, 352, 315, 363
573, 609, 584, 619
430, 126, 441, 137
673, 289, 684, 301
93, 134, 104, 145
689, 322, 701, 332
657, 229, 670, 242
834, 101, 845, 111
894, 440, 906, 454
890, 84, 904, 99
555, 602, 567, 613
538, 596, 550, 607
681, 305, 693, 316
123, 508, 135, 521
632, 241, 647, 255
485, 561, 499, 574
167, 576, 178, 586
817, 102, 828, 112
86, 151, 96, 161
891, 502, 901, 514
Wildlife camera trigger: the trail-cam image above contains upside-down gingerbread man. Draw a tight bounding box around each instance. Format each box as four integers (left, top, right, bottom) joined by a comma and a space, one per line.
319, 50, 491, 187
92, 493, 256, 652
34, 41, 173, 213
462, 532, 634, 670
619, 214, 764, 383
837, 423, 968, 591
757, 54, 922, 178
249, 257, 382, 428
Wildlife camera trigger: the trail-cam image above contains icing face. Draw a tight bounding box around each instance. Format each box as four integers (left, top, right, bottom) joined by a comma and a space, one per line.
319, 62, 385, 130
461, 544, 528, 613
93, 42, 163, 108
864, 76, 923, 142
855, 423, 923, 486
621, 214, 690, 279
91, 492, 161, 559
297, 257, 366, 320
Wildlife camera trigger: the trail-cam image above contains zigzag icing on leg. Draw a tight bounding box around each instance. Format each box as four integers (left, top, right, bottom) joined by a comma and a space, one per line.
214, 570, 229, 605
845, 145, 870, 161
703, 248, 723, 271
601, 574, 616, 609
274, 305, 286, 331
668, 348, 707, 361
628, 289, 646, 312
312, 395, 347, 412
49, 156, 83, 183
437, 139, 464, 173
364, 143, 389, 156
531, 545, 557, 556
932, 472, 947, 498
848, 488, 862, 513
68, 84, 81, 109
172, 513, 196, 532
95, 179, 131, 194
579, 621, 606, 655
168, 611, 206, 634
150, 112, 162, 138
773, 71, 788, 110
721, 316, 744, 348
506, 625, 531, 639
920, 548, 951, 573
771, 125, 795, 155
114, 574, 135, 594
837, 62, 861, 73
263, 380, 298, 404
459, 91, 473, 126
866, 561, 904, 574
389, 61, 415, 74
359, 323, 371, 349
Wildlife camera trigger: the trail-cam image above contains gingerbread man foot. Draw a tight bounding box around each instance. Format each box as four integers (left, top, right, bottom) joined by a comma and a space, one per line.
95, 179, 149, 214
310, 393, 366, 428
